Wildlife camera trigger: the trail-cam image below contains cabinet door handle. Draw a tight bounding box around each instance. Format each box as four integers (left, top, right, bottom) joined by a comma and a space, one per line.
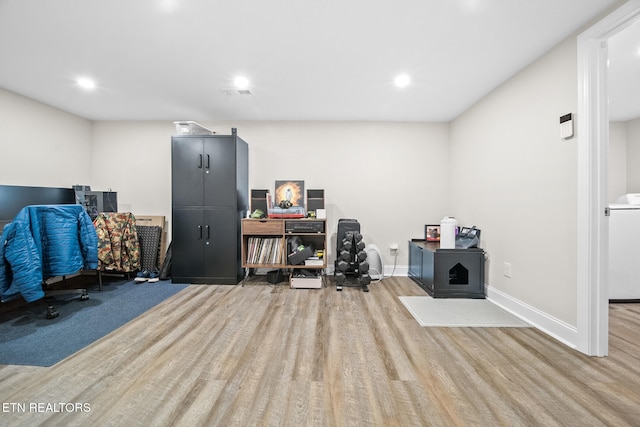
205, 225, 210, 240
198, 154, 203, 169
206, 154, 210, 169
197, 225, 202, 239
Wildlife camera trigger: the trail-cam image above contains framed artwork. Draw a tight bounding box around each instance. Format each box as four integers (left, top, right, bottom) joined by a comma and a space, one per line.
425, 225, 441, 242
275, 180, 305, 208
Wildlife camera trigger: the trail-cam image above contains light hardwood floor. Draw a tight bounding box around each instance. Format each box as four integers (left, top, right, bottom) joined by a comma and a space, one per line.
1, 277, 639, 426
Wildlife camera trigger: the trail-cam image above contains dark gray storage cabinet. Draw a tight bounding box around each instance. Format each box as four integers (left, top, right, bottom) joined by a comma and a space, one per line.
171, 130, 248, 284
408, 239, 485, 298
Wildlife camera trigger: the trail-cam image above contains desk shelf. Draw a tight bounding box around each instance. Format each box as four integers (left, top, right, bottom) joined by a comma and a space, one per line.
242, 218, 327, 270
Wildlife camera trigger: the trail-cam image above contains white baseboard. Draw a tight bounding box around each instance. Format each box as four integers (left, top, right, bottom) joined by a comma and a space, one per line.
486, 285, 578, 349
383, 264, 408, 277
327, 264, 409, 279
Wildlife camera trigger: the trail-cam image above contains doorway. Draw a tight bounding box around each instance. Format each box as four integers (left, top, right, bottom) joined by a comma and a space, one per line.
577, 0, 640, 356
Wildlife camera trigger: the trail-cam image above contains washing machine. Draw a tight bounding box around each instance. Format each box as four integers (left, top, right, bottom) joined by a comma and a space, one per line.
608, 193, 640, 300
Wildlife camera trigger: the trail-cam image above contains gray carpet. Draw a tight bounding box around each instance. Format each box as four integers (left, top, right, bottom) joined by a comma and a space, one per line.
0, 279, 188, 366
399, 296, 530, 327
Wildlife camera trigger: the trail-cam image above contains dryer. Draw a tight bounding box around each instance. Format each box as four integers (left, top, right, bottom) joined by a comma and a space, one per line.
608, 193, 640, 300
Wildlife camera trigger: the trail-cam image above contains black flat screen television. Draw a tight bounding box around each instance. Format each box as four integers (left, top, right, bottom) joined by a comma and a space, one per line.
0, 185, 76, 223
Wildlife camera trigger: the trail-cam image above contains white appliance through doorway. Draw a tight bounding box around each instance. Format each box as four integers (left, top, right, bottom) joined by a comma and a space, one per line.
608, 193, 640, 300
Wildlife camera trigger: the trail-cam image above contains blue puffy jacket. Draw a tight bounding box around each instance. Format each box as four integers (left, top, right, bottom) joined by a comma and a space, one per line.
0, 205, 98, 303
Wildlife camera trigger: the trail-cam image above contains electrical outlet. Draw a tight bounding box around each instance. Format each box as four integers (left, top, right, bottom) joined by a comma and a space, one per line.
390, 243, 399, 255
504, 262, 512, 278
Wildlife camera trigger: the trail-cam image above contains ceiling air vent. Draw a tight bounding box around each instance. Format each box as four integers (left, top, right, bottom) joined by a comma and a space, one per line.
221, 89, 252, 95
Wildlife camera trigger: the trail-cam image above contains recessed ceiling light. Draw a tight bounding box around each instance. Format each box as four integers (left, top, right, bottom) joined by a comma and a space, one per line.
234, 76, 250, 90
159, 0, 179, 13
77, 77, 96, 90
394, 74, 410, 88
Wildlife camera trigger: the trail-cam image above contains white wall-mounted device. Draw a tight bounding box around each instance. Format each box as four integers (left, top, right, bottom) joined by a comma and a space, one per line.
560, 113, 574, 139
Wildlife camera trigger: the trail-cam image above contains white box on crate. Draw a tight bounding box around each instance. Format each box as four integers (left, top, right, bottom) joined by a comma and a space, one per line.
174, 121, 214, 135
290, 273, 322, 289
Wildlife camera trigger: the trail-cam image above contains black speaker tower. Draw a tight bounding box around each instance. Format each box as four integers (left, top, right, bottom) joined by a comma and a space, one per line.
250, 189, 269, 217
307, 189, 325, 215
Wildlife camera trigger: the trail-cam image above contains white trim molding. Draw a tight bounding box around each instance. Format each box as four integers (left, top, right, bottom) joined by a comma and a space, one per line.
487, 286, 578, 349
576, 0, 640, 356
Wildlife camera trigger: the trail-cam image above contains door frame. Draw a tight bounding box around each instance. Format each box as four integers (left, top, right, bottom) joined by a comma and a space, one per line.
576, 0, 640, 356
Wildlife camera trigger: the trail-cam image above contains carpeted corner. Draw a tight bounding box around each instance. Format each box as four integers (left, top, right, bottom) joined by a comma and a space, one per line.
0, 280, 188, 366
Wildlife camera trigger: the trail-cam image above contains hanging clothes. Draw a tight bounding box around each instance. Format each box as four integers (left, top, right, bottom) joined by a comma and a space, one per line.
93, 212, 140, 272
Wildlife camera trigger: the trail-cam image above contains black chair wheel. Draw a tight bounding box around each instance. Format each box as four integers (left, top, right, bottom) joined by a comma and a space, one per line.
46, 306, 59, 319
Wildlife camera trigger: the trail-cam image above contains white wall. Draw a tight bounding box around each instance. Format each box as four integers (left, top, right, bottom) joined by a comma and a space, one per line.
89, 120, 451, 267
626, 117, 640, 192
609, 121, 628, 203
90, 121, 175, 217
0, 87, 92, 187
609, 117, 640, 201
450, 36, 579, 327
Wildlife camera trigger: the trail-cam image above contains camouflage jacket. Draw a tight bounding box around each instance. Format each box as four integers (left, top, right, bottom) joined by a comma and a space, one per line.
93, 212, 140, 272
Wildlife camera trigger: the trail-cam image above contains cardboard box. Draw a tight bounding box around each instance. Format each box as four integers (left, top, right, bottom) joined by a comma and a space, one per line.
135, 215, 165, 228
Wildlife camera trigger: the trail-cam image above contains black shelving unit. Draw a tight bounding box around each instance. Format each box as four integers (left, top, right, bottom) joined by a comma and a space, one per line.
171, 129, 248, 284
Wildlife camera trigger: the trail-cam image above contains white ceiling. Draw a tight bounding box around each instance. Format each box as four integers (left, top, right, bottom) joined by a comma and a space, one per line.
0, 0, 628, 122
